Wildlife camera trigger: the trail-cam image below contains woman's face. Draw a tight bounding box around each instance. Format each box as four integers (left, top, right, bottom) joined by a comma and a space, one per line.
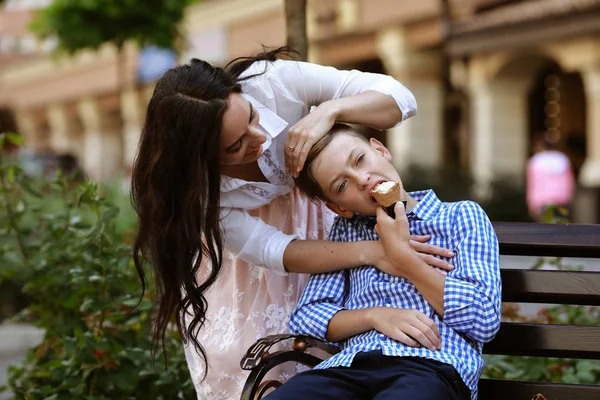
219, 93, 266, 165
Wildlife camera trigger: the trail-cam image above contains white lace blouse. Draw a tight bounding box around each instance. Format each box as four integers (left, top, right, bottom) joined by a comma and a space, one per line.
219, 59, 417, 274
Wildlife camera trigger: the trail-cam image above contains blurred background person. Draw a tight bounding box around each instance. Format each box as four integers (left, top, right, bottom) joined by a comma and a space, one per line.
527, 132, 575, 221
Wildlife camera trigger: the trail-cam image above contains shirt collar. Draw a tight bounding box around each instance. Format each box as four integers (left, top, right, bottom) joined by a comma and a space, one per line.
406, 189, 443, 221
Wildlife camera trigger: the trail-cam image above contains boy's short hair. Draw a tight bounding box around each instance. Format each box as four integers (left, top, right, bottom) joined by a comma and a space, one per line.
295, 123, 369, 202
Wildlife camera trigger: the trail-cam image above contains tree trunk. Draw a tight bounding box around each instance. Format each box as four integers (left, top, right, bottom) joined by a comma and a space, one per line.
284, 0, 308, 61
440, 0, 455, 166
116, 43, 126, 90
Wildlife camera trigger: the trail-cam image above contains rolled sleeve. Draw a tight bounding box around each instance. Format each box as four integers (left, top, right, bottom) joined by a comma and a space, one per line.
443, 202, 502, 343
288, 267, 349, 345
288, 301, 344, 342
271, 60, 417, 124
370, 76, 418, 125
221, 207, 298, 274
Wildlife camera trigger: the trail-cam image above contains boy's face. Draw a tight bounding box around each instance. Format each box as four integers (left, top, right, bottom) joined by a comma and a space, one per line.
310, 132, 401, 217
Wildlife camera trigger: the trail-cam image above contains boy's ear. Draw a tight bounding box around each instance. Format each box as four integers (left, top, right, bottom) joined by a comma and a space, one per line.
326, 202, 354, 218
369, 138, 392, 162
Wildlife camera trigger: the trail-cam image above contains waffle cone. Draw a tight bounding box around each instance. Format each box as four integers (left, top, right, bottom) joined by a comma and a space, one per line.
372, 182, 402, 207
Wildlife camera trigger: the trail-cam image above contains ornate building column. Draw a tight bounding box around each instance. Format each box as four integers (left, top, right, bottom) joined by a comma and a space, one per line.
376, 27, 443, 172
120, 88, 143, 170
580, 64, 600, 188
14, 110, 47, 151
467, 58, 530, 195
47, 103, 76, 155
77, 98, 123, 181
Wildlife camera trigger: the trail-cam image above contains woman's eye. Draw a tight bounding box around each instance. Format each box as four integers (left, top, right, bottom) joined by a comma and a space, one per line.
356, 154, 364, 165
227, 140, 243, 154
337, 181, 347, 193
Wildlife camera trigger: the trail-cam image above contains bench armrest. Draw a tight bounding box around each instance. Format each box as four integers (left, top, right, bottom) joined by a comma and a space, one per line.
240, 334, 340, 370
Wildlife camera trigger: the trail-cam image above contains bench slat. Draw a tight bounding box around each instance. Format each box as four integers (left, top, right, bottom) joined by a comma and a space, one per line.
500, 270, 600, 305
484, 323, 600, 358
479, 379, 600, 400
494, 222, 600, 258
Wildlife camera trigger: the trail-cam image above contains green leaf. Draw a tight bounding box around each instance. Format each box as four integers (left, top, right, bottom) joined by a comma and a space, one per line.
124, 348, 148, 362
6, 166, 15, 184
88, 275, 105, 283
21, 179, 43, 198
102, 207, 119, 222
5, 132, 24, 146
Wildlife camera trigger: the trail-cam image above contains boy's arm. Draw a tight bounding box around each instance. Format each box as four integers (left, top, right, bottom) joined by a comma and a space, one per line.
287, 270, 349, 344
376, 202, 501, 344
327, 307, 442, 350
441, 201, 501, 343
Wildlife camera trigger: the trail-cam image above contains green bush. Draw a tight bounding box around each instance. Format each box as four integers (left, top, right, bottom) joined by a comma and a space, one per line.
483, 303, 600, 384
482, 206, 600, 385
0, 133, 195, 399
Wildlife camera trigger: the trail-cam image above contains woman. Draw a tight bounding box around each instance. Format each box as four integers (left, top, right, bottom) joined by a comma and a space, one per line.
131, 48, 454, 399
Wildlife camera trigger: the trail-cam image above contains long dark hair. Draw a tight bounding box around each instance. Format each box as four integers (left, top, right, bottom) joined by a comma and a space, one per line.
130, 47, 295, 376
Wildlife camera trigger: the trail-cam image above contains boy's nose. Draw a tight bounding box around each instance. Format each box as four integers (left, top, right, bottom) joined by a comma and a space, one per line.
356, 173, 371, 190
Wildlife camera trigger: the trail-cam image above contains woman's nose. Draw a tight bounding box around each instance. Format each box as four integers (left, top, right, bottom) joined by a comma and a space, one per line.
248, 126, 267, 145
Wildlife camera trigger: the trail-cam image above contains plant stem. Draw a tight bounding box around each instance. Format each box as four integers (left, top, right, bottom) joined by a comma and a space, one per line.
89, 369, 98, 395
0, 153, 29, 267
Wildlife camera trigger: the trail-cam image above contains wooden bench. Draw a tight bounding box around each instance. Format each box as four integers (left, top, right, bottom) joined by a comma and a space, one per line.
239, 222, 600, 400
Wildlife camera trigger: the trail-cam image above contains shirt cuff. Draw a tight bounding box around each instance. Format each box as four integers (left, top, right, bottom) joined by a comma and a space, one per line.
371, 77, 417, 127
300, 302, 345, 342
263, 232, 299, 275
443, 276, 475, 331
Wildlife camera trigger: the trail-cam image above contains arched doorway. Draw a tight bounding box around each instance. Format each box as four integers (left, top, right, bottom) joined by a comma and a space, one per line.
528, 64, 587, 176
470, 54, 586, 187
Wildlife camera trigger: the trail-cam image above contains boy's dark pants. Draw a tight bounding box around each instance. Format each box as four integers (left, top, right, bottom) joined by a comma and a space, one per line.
264, 350, 471, 400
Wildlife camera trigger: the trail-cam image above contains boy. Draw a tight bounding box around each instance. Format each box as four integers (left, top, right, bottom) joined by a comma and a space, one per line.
265, 124, 501, 400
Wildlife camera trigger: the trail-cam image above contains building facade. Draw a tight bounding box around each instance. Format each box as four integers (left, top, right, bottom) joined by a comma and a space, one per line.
0, 0, 599, 219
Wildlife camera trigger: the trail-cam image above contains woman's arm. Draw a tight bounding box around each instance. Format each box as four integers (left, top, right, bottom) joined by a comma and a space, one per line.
285, 90, 403, 175
283, 239, 381, 274
221, 207, 384, 274
222, 207, 454, 275
326, 90, 403, 130
269, 60, 417, 175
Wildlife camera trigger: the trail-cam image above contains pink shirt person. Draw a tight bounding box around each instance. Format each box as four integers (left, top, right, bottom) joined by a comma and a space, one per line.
526, 150, 575, 217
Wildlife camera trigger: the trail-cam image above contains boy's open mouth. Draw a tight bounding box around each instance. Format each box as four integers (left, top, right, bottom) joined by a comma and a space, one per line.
369, 180, 386, 202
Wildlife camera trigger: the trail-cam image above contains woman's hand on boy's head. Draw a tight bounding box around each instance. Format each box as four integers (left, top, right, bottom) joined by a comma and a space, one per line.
285, 102, 337, 177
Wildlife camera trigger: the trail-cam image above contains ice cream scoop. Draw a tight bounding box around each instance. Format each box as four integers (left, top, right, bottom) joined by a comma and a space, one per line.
371, 181, 406, 218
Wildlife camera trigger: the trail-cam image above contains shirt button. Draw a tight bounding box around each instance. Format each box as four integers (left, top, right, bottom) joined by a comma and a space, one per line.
384, 297, 391, 304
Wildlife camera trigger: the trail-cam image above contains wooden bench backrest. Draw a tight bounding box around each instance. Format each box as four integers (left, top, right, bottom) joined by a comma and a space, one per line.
480, 222, 600, 400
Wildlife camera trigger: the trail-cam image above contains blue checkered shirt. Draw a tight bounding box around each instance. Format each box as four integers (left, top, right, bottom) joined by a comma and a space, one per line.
288, 190, 501, 399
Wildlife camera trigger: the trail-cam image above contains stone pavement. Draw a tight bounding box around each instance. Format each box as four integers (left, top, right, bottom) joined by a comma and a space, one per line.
0, 323, 44, 400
